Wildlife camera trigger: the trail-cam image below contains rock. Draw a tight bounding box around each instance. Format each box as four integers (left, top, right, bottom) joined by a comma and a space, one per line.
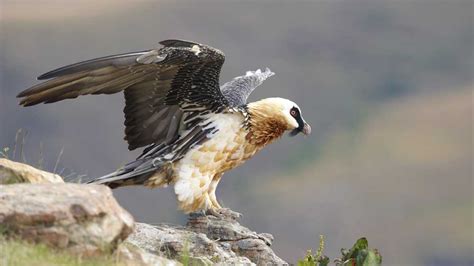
116, 242, 182, 266
0, 161, 287, 265
0, 159, 64, 184
127, 222, 252, 265
0, 183, 134, 255
188, 213, 287, 265
127, 214, 288, 265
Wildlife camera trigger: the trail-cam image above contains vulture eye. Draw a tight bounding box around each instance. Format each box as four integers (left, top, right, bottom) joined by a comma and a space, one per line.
290, 108, 298, 117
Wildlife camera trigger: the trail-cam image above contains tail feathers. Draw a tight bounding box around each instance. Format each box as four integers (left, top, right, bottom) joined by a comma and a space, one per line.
88, 169, 153, 188
87, 159, 167, 188
87, 169, 129, 185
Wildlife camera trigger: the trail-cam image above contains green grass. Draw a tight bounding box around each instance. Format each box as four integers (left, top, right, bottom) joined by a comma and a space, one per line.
0, 237, 123, 266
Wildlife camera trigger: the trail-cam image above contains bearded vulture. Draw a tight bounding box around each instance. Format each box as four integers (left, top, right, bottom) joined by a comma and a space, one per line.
17, 39, 311, 215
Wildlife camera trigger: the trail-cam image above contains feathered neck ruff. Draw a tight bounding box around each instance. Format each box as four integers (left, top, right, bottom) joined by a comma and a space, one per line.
244, 101, 289, 147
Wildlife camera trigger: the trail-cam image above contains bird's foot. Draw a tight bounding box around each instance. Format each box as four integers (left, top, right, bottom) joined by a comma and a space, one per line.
188, 209, 206, 217
205, 208, 242, 220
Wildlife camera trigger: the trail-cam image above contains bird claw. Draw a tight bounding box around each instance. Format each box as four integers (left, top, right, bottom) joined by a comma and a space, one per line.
206, 208, 242, 220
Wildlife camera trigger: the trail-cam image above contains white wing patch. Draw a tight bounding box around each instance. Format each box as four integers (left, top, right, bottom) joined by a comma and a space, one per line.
191, 45, 201, 55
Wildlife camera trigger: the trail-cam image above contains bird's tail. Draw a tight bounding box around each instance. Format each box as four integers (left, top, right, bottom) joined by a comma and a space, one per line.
87, 158, 162, 188
87, 168, 149, 189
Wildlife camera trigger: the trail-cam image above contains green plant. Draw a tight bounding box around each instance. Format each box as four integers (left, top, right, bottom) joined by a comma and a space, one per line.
180, 239, 191, 266
0, 147, 10, 159
298, 235, 330, 266
298, 237, 382, 266
335, 238, 382, 266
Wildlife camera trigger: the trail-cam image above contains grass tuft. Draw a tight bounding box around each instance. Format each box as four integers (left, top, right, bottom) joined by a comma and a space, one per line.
2, 129, 87, 182
0, 236, 123, 266
298, 235, 330, 266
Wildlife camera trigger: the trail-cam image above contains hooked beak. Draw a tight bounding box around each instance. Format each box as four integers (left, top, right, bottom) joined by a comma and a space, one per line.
289, 122, 311, 136
302, 122, 311, 135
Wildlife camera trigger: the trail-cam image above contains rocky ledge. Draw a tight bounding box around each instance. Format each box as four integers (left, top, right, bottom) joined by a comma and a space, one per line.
0, 159, 287, 265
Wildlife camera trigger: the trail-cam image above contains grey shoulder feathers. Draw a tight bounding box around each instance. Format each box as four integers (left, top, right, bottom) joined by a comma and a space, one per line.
221, 68, 275, 107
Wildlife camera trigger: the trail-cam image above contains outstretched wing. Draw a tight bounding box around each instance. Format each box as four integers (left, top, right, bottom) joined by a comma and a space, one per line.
220, 68, 274, 107
17, 39, 229, 150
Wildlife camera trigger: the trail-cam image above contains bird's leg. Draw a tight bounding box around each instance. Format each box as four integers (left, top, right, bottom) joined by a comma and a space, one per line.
209, 191, 222, 209
204, 174, 242, 220
205, 208, 220, 218
208, 175, 222, 209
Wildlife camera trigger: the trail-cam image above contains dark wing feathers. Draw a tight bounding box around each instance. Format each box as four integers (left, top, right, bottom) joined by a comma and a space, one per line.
17, 40, 228, 151
17, 65, 152, 106
159, 39, 199, 48
37, 51, 150, 80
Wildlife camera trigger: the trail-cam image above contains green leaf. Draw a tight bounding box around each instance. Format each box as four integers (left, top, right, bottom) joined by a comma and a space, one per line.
318, 255, 330, 266
353, 237, 369, 250
363, 249, 382, 266
297, 250, 317, 266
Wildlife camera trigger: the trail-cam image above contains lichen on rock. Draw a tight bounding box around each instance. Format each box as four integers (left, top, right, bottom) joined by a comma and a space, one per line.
0, 158, 64, 184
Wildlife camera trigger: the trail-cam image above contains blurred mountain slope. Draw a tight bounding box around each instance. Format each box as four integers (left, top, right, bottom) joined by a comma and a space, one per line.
234, 87, 472, 265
